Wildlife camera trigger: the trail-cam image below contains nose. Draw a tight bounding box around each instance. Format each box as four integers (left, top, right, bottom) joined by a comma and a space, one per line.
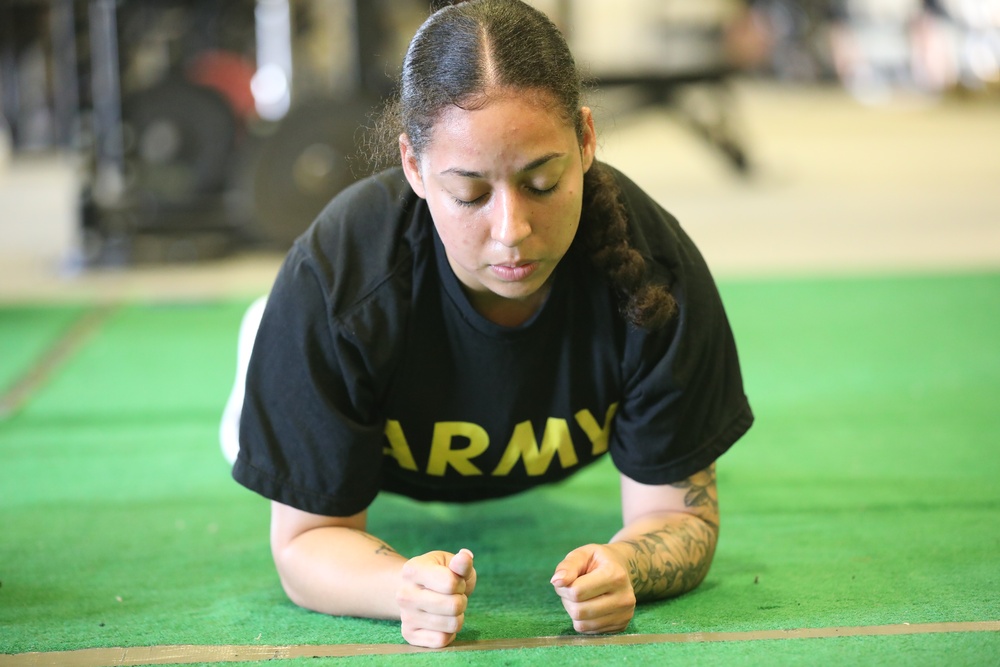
491, 189, 532, 248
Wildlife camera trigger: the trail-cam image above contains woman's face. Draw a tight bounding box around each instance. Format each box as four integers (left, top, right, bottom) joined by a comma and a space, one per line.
400, 92, 596, 324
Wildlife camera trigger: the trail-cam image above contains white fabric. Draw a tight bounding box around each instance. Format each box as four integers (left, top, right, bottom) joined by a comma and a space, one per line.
219, 295, 268, 465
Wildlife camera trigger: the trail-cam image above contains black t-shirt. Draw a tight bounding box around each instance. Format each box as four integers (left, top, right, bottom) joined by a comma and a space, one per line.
233, 166, 753, 517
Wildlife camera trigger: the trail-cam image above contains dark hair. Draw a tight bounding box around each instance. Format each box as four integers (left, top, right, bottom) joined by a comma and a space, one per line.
375, 0, 675, 329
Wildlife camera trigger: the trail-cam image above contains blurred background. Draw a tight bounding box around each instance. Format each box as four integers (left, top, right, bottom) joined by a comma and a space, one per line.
1, 0, 998, 303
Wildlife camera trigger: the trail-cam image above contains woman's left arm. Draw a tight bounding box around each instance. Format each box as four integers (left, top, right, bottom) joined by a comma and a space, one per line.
550, 464, 719, 633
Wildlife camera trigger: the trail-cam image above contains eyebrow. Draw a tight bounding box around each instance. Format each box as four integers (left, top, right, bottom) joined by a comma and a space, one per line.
440, 152, 566, 179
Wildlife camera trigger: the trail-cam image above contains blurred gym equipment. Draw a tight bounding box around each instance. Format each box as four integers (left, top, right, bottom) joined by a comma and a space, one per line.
2, 0, 389, 265
560, 0, 758, 173
100, 0, 382, 264
229, 94, 377, 249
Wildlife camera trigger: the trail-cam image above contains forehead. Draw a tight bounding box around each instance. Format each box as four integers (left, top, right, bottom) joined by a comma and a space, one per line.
424, 91, 578, 165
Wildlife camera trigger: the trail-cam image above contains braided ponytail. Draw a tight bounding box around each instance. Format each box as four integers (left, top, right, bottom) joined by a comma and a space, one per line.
580, 163, 677, 330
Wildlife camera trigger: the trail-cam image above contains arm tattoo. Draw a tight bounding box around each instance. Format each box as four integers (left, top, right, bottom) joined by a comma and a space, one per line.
618, 466, 719, 600
349, 529, 399, 557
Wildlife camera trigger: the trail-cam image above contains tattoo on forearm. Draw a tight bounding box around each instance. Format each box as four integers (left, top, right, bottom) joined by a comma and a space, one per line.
619, 466, 719, 600
619, 521, 717, 600
680, 474, 716, 518
349, 529, 399, 557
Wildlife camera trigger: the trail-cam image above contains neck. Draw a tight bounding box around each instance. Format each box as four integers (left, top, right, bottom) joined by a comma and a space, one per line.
466, 282, 553, 328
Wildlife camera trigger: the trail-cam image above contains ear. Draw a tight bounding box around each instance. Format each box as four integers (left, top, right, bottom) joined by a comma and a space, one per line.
399, 133, 427, 199
579, 107, 597, 174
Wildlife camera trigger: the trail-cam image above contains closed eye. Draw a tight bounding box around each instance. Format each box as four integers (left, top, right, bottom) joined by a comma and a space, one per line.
453, 194, 486, 208
527, 181, 559, 197
452, 180, 559, 208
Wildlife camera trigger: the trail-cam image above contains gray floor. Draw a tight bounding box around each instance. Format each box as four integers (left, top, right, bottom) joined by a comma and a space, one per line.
1, 81, 998, 304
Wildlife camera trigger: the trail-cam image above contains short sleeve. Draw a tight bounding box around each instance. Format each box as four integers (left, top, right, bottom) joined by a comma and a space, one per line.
607, 177, 753, 484
611, 280, 753, 484
232, 245, 386, 517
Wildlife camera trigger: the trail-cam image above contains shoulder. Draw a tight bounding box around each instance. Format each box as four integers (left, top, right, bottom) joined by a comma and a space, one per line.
288, 167, 430, 321
315, 166, 416, 230
257, 168, 429, 396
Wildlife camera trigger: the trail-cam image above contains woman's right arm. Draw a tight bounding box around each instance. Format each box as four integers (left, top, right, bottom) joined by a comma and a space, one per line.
269, 501, 477, 648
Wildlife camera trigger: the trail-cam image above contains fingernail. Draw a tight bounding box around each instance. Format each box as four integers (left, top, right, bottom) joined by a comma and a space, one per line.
550, 570, 566, 584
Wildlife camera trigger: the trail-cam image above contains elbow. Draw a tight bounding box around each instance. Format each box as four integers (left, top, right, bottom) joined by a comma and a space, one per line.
277, 573, 311, 611
270, 540, 315, 612
668, 513, 719, 597
687, 517, 720, 593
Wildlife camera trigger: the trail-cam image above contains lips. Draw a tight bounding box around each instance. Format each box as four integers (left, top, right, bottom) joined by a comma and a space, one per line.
489, 261, 540, 282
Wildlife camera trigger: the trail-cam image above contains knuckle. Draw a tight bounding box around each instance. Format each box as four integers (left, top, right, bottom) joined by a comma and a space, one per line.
400, 625, 422, 646
562, 600, 584, 620
401, 560, 418, 579
402, 628, 452, 649
398, 607, 417, 626
618, 586, 636, 607
573, 618, 623, 635
395, 587, 415, 608
561, 587, 582, 603
444, 613, 465, 634
447, 594, 468, 616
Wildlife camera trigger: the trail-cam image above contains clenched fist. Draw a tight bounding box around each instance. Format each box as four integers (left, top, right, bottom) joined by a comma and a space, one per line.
551, 544, 636, 634
397, 548, 477, 647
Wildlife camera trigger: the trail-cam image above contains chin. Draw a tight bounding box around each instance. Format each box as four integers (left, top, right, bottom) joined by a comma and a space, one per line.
486, 276, 550, 302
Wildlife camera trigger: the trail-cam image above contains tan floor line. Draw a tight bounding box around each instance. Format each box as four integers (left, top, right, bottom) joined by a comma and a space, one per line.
3, 620, 997, 667
0, 304, 117, 418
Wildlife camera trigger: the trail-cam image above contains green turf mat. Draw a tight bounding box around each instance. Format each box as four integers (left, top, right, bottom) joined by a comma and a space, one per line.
1, 274, 999, 665
0, 304, 85, 397
14, 302, 250, 426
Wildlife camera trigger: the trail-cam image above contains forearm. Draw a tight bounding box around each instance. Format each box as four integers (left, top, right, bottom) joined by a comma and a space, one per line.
608, 512, 719, 601
273, 526, 407, 619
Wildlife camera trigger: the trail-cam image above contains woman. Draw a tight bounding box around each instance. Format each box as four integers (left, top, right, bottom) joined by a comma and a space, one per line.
226, 0, 753, 649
